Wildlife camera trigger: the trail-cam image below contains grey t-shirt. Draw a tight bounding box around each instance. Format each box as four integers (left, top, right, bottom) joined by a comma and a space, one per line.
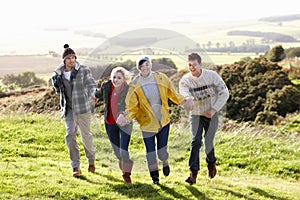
138, 73, 162, 121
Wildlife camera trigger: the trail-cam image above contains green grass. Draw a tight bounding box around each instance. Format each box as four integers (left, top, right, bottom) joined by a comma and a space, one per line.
292, 79, 300, 91
0, 114, 299, 199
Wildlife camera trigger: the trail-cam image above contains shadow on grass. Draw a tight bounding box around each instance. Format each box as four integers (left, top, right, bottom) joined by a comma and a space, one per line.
158, 184, 189, 200
101, 173, 124, 183
185, 185, 212, 200
102, 173, 211, 200
76, 175, 100, 185
107, 180, 170, 199
214, 187, 256, 200
249, 187, 290, 200
72, 171, 121, 185
75, 172, 125, 185
101, 174, 191, 199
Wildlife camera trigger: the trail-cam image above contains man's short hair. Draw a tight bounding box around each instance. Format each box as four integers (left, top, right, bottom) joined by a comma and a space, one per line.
188, 53, 202, 64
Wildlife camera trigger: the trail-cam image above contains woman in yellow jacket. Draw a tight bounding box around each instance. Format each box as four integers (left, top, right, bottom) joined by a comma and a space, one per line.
117, 55, 192, 184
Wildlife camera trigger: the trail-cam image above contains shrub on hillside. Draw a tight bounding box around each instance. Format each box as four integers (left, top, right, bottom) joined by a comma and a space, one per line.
264, 85, 300, 115
266, 45, 286, 62
219, 57, 300, 124
1, 71, 46, 90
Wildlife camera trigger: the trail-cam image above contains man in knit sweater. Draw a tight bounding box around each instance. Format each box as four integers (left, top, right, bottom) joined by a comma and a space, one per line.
179, 53, 229, 184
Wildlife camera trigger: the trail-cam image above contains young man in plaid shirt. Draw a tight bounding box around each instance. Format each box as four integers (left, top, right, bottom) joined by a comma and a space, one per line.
52, 44, 97, 177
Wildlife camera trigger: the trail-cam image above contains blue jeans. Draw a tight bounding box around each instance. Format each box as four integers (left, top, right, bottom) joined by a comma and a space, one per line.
105, 122, 132, 163
188, 113, 219, 171
142, 124, 170, 171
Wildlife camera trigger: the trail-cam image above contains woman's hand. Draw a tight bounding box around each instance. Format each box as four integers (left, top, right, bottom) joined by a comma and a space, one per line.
116, 114, 130, 126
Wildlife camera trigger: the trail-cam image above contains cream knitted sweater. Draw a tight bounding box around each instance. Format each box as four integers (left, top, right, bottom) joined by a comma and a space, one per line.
179, 69, 229, 115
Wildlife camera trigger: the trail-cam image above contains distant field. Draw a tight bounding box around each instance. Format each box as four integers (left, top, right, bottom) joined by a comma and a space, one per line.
0, 50, 293, 80
0, 55, 60, 77
186, 19, 300, 49
0, 55, 107, 78
0, 53, 257, 78
1, 19, 300, 78
1, 19, 300, 79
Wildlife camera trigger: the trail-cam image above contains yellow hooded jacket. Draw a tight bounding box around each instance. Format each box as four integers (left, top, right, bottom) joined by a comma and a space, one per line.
125, 72, 185, 133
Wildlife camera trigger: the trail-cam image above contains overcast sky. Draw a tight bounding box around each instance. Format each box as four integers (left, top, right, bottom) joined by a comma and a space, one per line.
1, 0, 299, 54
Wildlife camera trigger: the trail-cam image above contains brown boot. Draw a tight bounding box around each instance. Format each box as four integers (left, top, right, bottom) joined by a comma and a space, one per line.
88, 165, 95, 173
122, 172, 132, 184
119, 161, 133, 184
207, 162, 217, 179
185, 170, 198, 185
72, 167, 81, 177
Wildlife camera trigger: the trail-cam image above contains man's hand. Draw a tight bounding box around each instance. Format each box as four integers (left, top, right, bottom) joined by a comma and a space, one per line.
183, 97, 193, 111
204, 109, 216, 118
90, 93, 97, 103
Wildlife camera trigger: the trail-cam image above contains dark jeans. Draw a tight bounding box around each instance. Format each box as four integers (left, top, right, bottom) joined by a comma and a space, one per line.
188, 113, 219, 171
142, 124, 170, 171
105, 122, 132, 163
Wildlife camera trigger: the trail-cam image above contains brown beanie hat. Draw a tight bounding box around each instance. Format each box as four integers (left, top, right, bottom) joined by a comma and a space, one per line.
62, 44, 77, 60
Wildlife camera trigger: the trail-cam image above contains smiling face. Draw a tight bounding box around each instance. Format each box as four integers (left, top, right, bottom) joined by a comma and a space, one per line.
188, 59, 202, 77
139, 60, 151, 77
64, 56, 76, 72
112, 71, 126, 88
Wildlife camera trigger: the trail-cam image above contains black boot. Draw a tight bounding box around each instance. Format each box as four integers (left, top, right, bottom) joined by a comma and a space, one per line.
150, 170, 159, 185
162, 160, 170, 177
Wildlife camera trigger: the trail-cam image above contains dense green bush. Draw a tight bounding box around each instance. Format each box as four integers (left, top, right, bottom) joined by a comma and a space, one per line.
266, 45, 286, 62
219, 57, 300, 124
264, 85, 300, 116
1, 71, 46, 90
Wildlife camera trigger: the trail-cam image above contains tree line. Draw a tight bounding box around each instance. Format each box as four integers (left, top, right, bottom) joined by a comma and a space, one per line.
227, 30, 298, 43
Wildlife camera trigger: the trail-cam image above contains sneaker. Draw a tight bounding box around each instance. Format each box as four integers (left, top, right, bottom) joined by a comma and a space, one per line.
72, 167, 81, 177
207, 162, 217, 179
122, 172, 132, 184
185, 170, 198, 185
88, 165, 95, 173
163, 165, 170, 176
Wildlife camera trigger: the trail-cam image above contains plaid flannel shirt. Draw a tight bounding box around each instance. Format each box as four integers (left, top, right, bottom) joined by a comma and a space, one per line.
52, 61, 97, 117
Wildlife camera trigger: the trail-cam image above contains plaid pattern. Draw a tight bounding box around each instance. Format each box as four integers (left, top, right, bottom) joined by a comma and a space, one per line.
53, 62, 97, 116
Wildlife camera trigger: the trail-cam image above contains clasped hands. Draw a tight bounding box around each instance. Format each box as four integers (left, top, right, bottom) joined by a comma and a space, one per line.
116, 97, 194, 127
116, 114, 130, 126
182, 97, 193, 111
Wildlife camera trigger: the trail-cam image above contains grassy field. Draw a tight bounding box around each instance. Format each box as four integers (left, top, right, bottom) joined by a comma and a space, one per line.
0, 113, 299, 200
